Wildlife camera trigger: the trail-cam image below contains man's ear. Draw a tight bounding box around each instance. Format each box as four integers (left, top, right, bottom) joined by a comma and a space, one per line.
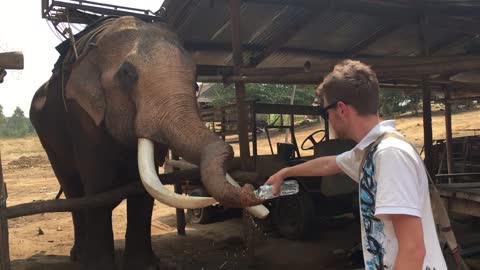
337, 101, 349, 115
65, 50, 105, 126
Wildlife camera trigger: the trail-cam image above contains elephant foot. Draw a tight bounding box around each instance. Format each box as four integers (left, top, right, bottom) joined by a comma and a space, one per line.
123, 253, 159, 270
79, 257, 117, 270
70, 244, 81, 262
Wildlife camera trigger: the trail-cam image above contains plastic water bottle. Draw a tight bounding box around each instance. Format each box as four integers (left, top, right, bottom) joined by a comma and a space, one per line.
254, 180, 299, 200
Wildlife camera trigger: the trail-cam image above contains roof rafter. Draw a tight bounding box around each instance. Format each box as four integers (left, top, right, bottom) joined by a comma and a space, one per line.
247, 9, 321, 67
344, 22, 401, 57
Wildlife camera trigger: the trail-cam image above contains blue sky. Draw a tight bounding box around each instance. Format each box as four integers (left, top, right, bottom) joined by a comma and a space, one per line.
0, 0, 163, 116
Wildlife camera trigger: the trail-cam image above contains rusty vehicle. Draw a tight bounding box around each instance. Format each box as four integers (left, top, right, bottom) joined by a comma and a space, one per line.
189, 101, 357, 239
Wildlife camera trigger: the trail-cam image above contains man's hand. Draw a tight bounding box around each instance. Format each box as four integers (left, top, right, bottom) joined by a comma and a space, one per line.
264, 156, 341, 196
265, 168, 288, 196
390, 214, 426, 270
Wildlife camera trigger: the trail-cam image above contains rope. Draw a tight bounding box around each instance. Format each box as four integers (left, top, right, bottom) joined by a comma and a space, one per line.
66, 11, 79, 60
59, 17, 116, 113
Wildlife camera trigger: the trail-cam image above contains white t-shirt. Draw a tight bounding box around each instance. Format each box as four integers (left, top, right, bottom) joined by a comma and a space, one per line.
336, 120, 447, 270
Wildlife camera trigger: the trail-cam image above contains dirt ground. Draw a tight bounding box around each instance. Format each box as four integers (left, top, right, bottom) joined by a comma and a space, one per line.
2, 109, 480, 270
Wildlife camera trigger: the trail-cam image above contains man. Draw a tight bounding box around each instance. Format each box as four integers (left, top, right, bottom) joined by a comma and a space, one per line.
266, 60, 447, 270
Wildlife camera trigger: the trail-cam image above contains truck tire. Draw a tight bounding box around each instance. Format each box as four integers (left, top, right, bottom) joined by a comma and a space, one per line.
272, 189, 314, 240
186, 189, 217, 224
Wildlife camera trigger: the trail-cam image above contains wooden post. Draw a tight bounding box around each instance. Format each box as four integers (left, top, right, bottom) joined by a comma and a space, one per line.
0, 152, 11, 270
172, 153, 186, 236
230, 0, 251, 170
251, 102, 258, 169
230, 0, 255, 262
418, 13, 434, 175
0, 52, 24, 70
422, 80, 434, 175
444, 88, 454, 183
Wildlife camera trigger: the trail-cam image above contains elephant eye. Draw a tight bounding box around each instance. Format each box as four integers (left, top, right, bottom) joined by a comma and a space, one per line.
116, 62, 138, 91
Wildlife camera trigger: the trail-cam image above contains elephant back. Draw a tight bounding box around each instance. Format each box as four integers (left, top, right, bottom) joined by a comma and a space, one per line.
53, 16, 118, 72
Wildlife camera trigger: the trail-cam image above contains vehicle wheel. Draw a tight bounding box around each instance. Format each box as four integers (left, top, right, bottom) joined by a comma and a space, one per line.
272, 189, 314, 240
186, 189, 216, 224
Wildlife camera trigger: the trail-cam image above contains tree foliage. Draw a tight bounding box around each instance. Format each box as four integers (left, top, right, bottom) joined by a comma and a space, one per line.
203, 83, 317, 107
379, 89, 423, 117
202, 83, 427, 119
0, 106, 35, 137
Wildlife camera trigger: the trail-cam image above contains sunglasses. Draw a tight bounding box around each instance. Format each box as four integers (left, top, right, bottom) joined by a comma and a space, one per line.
319, 101, 340, 120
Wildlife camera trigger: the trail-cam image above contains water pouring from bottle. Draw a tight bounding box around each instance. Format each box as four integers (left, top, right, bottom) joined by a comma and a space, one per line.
254, 180, 299, 200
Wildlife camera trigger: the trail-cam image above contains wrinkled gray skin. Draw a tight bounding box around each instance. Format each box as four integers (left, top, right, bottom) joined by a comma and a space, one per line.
30, 16, 260, 270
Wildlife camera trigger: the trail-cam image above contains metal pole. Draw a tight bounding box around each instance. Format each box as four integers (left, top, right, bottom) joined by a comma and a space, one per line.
0, 152, 11, 270
444, 88, 454, 183
230, 0, 251, 170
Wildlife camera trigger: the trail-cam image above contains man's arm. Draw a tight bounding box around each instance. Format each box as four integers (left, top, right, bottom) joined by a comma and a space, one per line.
391, 214, 426, 270
265, 155, 340, 195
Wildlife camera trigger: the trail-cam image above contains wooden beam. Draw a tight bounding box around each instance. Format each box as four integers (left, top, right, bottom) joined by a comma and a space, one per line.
0, 152, 11, 270
248, 56, 480, 74
196, 55, 480, 82
344, 23, 401, 57
429, 33, 473, 55
198, 74, 323, 84
185, 41, 346, 58
6, 169, 201, 219
253, 103, 321, 115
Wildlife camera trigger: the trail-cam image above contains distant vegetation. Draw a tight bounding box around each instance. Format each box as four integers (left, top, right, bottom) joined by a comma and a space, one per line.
202, 83, 478, 119
203, 83, 318, 107
0, 105, 35, 138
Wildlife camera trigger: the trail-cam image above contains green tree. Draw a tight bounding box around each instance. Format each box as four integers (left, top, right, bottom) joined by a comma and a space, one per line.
204, 83, 317, 107
0, 104, 5, 126
0, 106, 35, 137
379, 89, 422, 117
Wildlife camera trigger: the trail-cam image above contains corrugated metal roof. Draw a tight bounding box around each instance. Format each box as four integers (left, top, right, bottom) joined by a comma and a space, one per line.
161, 0, 480, 79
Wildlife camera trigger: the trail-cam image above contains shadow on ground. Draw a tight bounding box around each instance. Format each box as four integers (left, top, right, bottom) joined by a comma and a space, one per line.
11, 214, 362, 270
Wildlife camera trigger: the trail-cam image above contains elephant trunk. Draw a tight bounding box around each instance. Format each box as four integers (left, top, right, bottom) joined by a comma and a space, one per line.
136, 91, 262, 208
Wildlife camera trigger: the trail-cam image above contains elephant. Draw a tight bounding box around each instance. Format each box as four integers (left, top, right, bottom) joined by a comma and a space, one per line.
30, 16, 262, 270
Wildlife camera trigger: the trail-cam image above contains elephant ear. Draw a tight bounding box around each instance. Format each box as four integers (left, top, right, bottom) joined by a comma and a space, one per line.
65, 50, 105, 126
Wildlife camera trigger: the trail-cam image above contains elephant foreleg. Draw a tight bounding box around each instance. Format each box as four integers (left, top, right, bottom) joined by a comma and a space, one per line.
124, 193, 158, 270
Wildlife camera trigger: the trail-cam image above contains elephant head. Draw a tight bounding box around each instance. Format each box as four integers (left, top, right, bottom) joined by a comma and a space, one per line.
65, 16, 262, 208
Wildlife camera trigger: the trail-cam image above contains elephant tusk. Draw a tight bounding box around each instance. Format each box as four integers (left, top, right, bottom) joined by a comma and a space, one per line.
165, 158, 270, 219
138, 138, 217, 209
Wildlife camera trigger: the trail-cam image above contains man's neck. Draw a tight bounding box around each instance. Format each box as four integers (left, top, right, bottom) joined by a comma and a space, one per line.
350, 115, 381, 143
